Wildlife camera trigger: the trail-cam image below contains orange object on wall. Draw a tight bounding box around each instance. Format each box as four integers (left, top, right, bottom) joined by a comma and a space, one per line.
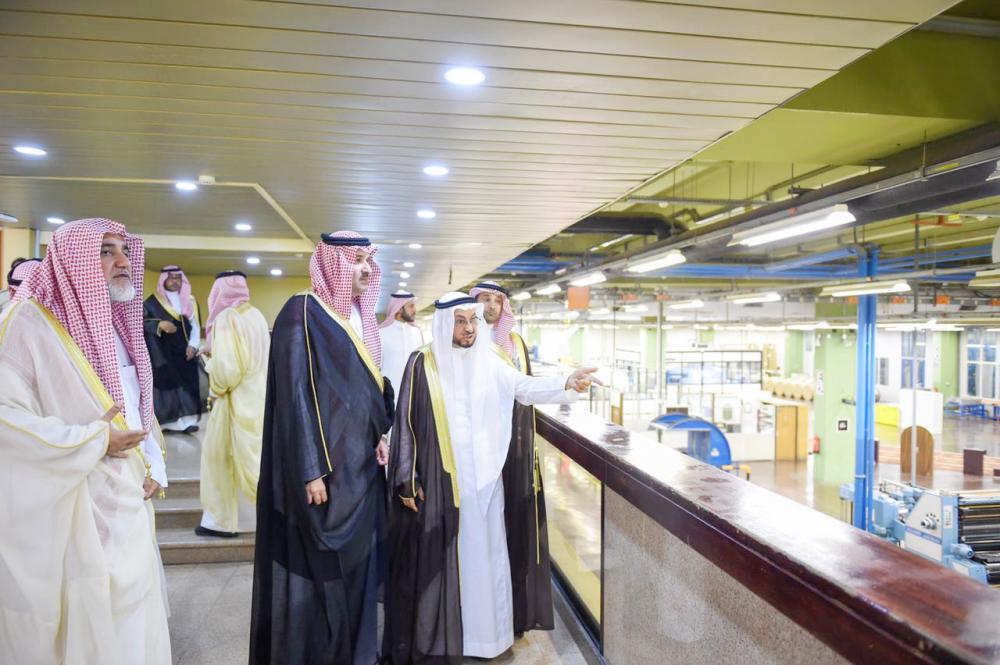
935, 294, 951, 306
567, 286, 591, 311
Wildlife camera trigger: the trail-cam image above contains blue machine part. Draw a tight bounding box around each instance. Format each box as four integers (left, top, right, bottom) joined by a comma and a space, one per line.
650, 414, 732, 468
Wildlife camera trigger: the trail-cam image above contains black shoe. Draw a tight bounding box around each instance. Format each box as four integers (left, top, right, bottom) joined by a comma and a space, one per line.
184, 425, 200, 434
161, 428, 183, 434
195, 526, 238, 538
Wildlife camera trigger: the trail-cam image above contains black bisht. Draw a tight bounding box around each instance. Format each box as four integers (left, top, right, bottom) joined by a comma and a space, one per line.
142, 294, 203, 424
385, 350, 463, 665
502, 334, 555, 634
250, 293, 395, 665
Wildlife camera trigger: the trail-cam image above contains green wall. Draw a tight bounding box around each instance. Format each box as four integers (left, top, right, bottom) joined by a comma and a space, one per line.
936, 331, 960, 400
813, 331, 858, 486
784, 330, 804, 375
570, 328, 584, 365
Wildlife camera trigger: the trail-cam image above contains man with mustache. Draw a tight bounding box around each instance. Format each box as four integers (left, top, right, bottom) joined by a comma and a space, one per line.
0, 218, 170, 664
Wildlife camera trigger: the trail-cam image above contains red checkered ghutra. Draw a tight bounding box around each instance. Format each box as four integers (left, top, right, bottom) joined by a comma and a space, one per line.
15, 218, 155, 431
309, 230, 383, 365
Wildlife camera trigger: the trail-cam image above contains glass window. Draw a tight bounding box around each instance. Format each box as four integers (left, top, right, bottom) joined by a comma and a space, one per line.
984, 366, 997, 400
878, 358, 890, 386
987, 345, 997, 363
969, 346, 981, 362
969, 363, 979, 396
969, 328, 983, 344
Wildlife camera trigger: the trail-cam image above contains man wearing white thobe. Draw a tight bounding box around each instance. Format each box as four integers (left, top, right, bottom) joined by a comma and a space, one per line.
379, 290, 424, 398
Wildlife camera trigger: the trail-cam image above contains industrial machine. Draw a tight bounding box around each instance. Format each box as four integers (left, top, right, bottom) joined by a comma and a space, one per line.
841, 480, 1000, 587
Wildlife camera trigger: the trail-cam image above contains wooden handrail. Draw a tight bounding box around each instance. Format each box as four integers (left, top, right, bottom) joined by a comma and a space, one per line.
536, 403, 1000, 665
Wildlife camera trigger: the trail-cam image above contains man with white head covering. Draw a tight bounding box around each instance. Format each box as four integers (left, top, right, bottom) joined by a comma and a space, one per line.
0, 218, 170, 664
143, 264, 203, 433
197, 270, 269, 537
379, 289, 424, 400
471, 279, 554, 637
385, 292, 599, 663
251, 231, 395, 665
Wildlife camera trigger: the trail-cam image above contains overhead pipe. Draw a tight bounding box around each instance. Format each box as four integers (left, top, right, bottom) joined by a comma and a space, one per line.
763, 246, 859, 272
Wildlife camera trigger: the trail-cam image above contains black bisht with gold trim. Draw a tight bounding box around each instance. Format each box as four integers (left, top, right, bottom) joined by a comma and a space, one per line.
250, 292, 395, 665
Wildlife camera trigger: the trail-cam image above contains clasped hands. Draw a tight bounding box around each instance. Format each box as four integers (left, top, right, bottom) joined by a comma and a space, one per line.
101, 404, 158, 500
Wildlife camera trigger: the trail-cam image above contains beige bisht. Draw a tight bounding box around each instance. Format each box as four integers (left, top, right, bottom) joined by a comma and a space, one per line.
0, 300, 170, 665
200, 301, 270, 532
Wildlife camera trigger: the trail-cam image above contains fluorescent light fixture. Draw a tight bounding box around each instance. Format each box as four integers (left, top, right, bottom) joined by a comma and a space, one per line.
403, 261, 415, 268
512, 291, 531, 301
668, 299, 705, 310
535, 284, 562, 296
13, 145, 46, 156
46, 216, 65, 225
787, 321, 830, 331
693, 324, 710, 330
270, 268, 283, 276
626, 250, 686, 274
246, 256, 260, 265
970, 269, 1000, 288
408, 243, 422, 249
986, 160, 1000, 183
423, 165, 449, 177
623, 304, 648, 313
549, 311, 580, 320
570, 272, 606, 287
417, 209, 436, 219
399, 271, 411, 279
0, 213, 18, 224
445, 67, 485, 85
235, 222, 252, 232
731, 204, 855, 248
820, 280, 911, 298
728, 291, 782, 305
590, 308, 610, 315
589, 234, 634, 252
175, 181, 198, 191
399, 281, 408, 287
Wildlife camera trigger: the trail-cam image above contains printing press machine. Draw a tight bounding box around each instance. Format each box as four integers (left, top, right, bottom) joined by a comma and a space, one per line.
841, 481, 1000, 587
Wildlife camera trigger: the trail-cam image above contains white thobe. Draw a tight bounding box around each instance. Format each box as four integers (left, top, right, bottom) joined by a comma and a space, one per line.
161, 291, 200, 431
450, 357, 576, 658
114, 331, 167, 488
379, 320, 423, 397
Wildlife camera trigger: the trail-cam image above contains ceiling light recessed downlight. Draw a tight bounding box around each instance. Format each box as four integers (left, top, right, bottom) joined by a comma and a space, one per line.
270, 268, 283, 276
175, 181, 198, 192
235, 222, 252, 232
423, 165, 449, 177
13, 145, 46, 157
46, 217, 66, 225
246, 256, 261, 265
408, 243, 422, 250
399, 281, 408, 287
417, 209, 436, 220
399, 271, 411, 279
445, 67, 486, 85
403, 261, 415, 268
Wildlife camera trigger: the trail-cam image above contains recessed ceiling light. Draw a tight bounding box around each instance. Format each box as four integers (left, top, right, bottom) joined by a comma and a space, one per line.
399, 281, 408, 287
46, 216, 65, 225
175, 181, 198, 192
246, 256, 260, 265
445, 67, 485, 85
423, 165, 449, 177
403, 261, 415, 268
417, 209, 436, 220
400, 271, 411, 279
235, 222, 252, 232
408, 243, 422, 249
13, 145, 46, 156
269, 268, 283, 276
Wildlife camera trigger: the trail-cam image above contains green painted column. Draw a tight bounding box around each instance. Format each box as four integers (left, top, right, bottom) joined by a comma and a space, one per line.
936, 331, 960, 400
570, 328, 584, 365
813, 330, 858, 486
784, 330, 804, 375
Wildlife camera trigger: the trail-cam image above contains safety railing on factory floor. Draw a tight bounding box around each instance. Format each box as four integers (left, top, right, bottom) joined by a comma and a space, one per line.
534, 402, 1000, 665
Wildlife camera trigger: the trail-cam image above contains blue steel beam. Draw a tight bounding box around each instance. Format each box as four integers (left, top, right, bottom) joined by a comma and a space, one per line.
763, 247, 858, 272
877, 244, 993, 270
853, 250, 878, 532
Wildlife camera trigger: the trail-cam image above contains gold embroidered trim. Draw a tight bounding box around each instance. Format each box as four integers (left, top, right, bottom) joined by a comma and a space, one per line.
420, 348, 460, 509
301, 291, 384, 392
303, 295, 333, 474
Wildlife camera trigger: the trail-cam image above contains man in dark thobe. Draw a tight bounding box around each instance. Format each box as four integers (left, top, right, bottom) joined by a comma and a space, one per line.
385, 293, 597, 663
471, 280, 555, 636
250, 231, 394, 665
143, 265, 202, 433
